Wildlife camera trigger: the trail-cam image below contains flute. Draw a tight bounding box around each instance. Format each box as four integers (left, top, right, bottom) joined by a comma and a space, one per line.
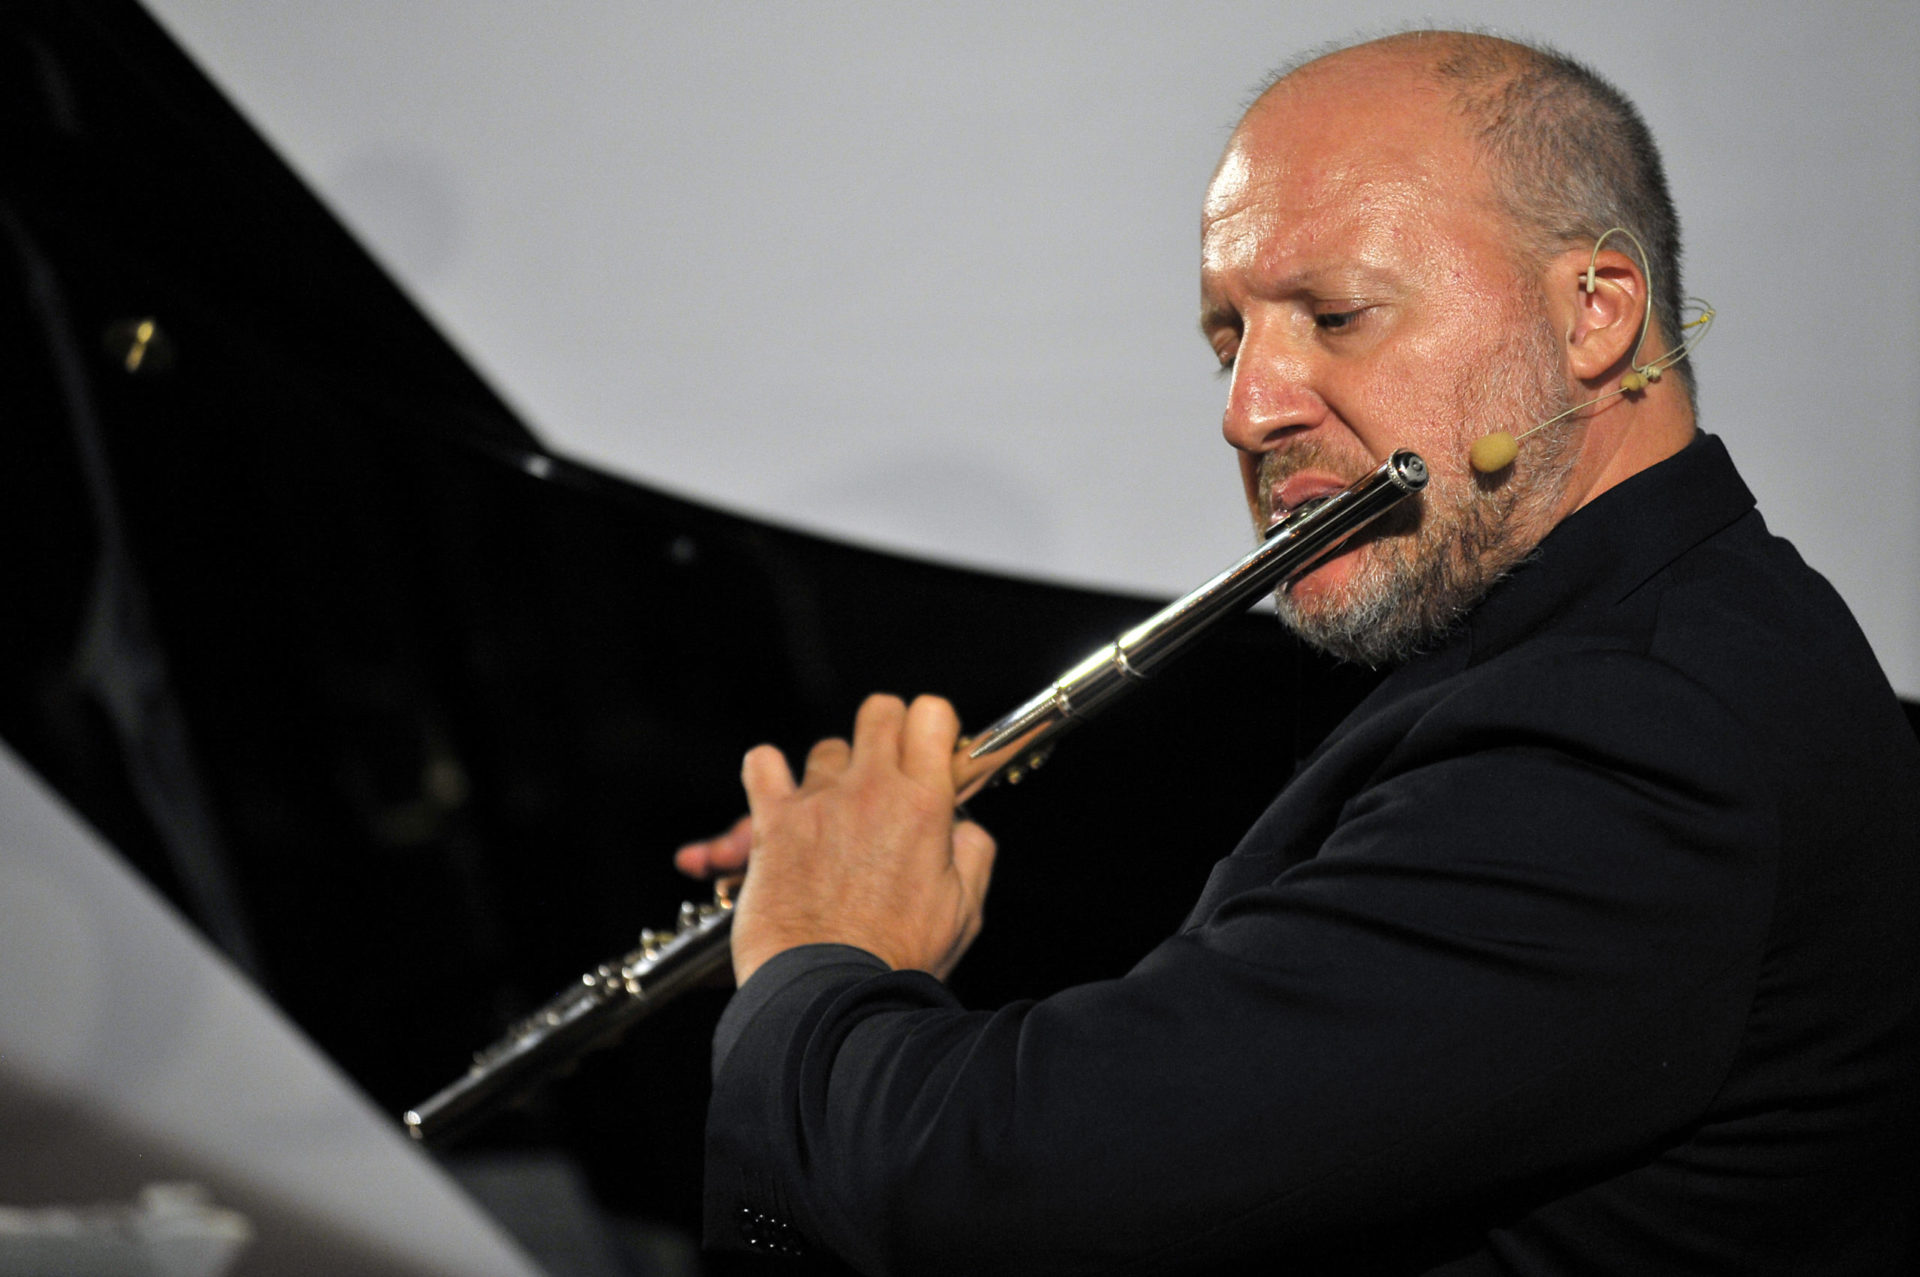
403, 449, 1428, 1144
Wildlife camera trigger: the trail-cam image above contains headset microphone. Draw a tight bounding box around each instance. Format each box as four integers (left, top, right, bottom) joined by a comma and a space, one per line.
1469, 226, 1714, 474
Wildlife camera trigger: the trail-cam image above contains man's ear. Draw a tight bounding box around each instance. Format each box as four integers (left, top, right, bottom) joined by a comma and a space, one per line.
1549, 246, 1650, 384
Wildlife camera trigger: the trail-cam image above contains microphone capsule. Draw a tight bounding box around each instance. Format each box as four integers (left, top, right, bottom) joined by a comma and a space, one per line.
1469, 431, 1519, 474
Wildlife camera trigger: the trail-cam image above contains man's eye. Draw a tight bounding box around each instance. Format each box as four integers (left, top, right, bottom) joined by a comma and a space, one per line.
1315, 310, 1362, 331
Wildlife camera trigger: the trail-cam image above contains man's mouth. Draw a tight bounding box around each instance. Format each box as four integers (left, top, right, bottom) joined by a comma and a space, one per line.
1265, 472, 1359, 532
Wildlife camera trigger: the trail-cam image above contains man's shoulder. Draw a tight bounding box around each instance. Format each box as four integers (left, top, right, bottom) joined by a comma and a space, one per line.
1642, 505, 1909, 760
1477, 494, 1898, 748
1418, 500, 1920, 849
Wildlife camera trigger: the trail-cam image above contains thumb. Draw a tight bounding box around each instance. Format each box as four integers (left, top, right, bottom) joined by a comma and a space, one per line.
741, 744, 798, 820
952, 819, 997, 910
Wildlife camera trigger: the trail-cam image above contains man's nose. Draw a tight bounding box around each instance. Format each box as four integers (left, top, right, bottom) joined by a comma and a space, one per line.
1220, 344, 1329, 456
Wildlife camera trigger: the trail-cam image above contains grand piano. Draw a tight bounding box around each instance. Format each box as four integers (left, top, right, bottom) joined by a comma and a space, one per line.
2, 3, 1392, 1273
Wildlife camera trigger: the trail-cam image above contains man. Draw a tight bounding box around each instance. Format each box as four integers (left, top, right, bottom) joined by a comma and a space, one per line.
678, 31, 1920, 1274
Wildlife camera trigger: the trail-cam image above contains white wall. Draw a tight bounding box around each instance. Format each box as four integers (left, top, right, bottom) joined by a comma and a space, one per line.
142, 1, 1920, 698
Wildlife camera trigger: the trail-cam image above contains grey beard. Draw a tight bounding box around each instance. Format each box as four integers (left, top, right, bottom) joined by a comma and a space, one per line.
1275, 481, 1538, 667
1274, 325, 1579, 667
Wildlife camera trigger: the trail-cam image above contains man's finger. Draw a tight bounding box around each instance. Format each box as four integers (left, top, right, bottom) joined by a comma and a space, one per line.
900, 695, 962, 789
800, 737, 852, 792
848, 693, 907, 772
674, 814, 754, 878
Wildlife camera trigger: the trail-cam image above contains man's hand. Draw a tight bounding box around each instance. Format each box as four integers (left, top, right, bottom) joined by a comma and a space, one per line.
678, 694, 996, 987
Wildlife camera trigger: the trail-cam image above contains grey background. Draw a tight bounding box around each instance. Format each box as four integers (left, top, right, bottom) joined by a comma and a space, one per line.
141, 1, 1920, 697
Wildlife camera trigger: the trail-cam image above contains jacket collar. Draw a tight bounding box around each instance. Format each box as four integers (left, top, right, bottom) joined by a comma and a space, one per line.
1334, 432, 1757, 721
1454, 431, 1755, 667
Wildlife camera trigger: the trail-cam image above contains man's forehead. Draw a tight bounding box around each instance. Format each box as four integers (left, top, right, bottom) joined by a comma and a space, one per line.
1203, 124, 1450, 228
1210, 59, 1464, 205
1202, 58, 1496, 269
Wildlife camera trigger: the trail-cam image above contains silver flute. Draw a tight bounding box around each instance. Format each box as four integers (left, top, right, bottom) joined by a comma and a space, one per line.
403, 449, 1428, 1144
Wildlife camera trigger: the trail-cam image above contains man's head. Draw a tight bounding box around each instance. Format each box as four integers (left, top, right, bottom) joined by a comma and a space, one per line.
1201, 32, 1696, 665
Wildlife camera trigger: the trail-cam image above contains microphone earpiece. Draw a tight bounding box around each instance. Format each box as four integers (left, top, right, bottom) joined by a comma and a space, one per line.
1467, 228, 1712, 475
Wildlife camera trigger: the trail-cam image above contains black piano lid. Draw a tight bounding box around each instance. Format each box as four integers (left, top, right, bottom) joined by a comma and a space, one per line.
2, 1, 1373, 1263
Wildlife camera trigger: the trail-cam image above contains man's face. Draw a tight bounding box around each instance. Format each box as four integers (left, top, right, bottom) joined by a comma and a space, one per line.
1199, 58, 1578, 664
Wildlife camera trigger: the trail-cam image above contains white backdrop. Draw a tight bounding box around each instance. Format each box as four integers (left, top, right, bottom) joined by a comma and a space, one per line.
142, 1, 1920, 698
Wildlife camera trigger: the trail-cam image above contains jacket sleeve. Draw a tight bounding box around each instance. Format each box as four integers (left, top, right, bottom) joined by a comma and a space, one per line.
702, 651, 1781, 1275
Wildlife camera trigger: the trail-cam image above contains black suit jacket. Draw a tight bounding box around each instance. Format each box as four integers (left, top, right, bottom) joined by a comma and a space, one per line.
703, 436, 1920, 1274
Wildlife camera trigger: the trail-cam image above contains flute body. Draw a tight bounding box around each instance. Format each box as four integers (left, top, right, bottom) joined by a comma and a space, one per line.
403, 449, 1428, 1144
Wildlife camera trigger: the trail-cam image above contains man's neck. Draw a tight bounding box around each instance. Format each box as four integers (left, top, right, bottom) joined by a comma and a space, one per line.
1562, 381, 1698, 518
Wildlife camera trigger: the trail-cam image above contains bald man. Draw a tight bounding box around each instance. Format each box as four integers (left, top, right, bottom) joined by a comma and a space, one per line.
687, 32, 1920, 1275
